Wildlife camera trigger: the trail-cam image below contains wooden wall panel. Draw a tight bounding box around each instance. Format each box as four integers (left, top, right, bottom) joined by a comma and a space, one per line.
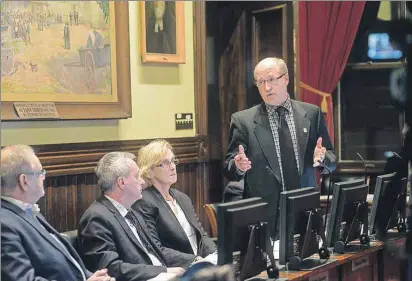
31, 137, 216, 233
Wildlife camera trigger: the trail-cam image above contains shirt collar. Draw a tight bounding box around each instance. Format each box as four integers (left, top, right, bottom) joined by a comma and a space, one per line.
105, 195, 129, 217
265, 96, 292, 114
1, 196, 40, 214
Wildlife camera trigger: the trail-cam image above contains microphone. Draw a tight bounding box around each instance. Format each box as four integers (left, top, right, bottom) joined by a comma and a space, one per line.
317, 161, 333, 228
384, 151, 403, 159
357, 153, 368, 186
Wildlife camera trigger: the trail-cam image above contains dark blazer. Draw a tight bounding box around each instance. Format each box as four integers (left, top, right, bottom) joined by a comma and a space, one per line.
133, 187, 216, 258
223, 180, 244, 202
223, 101, 336, 237
77, 196, 194, 281
1, 199, 92, 281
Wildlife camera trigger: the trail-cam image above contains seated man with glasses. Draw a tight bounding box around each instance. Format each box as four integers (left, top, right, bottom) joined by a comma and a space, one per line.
78, 151, 195, 281
133, 140, 217, 262
1, 144, 115, 281
223, 57, 336, 239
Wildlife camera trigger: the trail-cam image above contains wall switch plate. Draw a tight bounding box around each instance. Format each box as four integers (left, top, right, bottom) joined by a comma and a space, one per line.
175, 113, 194, 130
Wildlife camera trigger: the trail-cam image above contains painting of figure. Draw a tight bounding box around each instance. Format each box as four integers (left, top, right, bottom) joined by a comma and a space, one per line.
140, 1, 185, 64
1, 1, 116, 102
145, 1, 176, 55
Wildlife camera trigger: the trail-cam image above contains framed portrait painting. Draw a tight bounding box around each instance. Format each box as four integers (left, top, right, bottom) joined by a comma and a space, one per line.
140, 1, 185, 64
1, 1, 131, 120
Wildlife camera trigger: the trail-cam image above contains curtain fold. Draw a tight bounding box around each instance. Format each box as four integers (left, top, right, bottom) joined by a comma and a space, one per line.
299, 1, 366, 144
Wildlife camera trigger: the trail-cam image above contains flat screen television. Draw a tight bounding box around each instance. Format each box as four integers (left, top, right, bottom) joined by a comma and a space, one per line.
367, 32, 403, 61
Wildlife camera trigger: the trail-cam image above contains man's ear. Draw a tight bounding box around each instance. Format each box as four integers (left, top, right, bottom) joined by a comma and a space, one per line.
116, 177, 125, 190
18, 174, 29, 192
284, 73, 290, 85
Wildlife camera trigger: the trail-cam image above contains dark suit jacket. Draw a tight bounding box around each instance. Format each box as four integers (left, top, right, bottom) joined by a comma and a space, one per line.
133, 187, 216, 258
223, 180, 244, 202
223, 101, 336, 237
78, 196, 194, 281
1, 199, 92, 281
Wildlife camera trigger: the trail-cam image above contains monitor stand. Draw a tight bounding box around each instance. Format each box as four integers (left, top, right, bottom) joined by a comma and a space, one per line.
299, 258, 330, 270
337, 243, 370, 254
385, 231, 407, 240
278, 257, 335, 271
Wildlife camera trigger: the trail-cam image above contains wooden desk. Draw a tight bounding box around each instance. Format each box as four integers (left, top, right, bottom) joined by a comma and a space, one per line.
255, 240, 405, 281
378, 237, 407, 281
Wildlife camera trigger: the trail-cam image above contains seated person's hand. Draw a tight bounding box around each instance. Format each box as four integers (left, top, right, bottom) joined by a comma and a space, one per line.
87, 269, 115, 281
191, 256, 205, 264
167, 267, 185, 276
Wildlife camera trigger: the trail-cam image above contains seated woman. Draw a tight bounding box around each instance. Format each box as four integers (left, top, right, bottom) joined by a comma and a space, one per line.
133, 139, 216, 259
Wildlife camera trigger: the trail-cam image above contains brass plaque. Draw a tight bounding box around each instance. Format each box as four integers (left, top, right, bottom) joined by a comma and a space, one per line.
14, 102, 60, 119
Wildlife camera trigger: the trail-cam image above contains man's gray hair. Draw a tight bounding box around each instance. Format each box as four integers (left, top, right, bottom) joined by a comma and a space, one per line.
1, 145, 37, 190
95, 151, 137, 193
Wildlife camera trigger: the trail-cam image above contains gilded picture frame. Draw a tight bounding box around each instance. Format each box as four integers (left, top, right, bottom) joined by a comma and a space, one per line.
1, 1, 131, 120
139, 1, 185, 64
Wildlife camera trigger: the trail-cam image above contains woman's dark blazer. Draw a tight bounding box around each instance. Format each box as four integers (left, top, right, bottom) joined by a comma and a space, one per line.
133, 186, 216, 257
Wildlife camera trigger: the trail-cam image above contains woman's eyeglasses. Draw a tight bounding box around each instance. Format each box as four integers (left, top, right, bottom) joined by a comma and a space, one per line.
156, 158, 179, 168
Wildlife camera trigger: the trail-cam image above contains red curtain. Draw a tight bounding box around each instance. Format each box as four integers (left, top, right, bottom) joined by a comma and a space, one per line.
299, 1, 365, 144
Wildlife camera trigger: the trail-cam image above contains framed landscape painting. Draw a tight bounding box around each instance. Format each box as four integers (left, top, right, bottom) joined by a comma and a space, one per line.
139, 1, 185, 64
1, 1, 131, 120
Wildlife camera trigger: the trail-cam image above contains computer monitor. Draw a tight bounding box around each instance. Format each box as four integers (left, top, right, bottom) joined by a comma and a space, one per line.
217, 198, 279, 281
369, 173, 407, 239
325, 179, 369, 253
279, 187, 329, 270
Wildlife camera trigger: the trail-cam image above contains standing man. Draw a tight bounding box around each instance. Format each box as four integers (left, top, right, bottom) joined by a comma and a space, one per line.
78, 152, 192, 281
1, 145, 115, 281
64, 22, 70, 50
223, 57, 336, 238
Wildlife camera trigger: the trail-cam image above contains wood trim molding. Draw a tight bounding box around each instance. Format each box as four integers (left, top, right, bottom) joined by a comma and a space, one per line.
193, 2, 208, 137
293, 1, 300, 100
31, 136, 209, 177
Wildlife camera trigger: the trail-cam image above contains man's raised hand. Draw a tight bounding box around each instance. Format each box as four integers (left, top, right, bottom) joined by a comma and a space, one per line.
234, 145, 252, 172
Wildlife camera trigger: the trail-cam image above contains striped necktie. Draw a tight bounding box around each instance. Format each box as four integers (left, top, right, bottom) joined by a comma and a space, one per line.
125, 211, 165, 265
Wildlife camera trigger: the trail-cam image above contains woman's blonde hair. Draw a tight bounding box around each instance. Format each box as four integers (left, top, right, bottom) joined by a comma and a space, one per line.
137, 139, 173, 185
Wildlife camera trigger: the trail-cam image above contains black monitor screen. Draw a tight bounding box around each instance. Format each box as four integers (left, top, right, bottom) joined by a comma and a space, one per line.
279, 187, 320, 265
217, 198, 271, 280
369, 173, 407, 236
326, 182, 369, 248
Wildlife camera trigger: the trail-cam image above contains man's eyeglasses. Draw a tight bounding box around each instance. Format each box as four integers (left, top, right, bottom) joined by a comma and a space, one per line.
25, 169, 47, 178
255, 73, 286, 87
156, 158, 179, 168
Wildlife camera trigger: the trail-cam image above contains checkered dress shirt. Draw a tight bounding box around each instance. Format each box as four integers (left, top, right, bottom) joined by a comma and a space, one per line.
266, 98, 301, 190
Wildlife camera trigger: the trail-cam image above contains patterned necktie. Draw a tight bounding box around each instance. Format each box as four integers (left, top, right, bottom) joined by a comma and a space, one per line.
276, 106, 300, 190
125, 211, 165, 265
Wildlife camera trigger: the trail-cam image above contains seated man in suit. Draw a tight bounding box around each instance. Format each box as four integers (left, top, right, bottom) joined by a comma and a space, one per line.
1, 144, 114, 281
223, 180, 244, 202
78, 152, 195, 281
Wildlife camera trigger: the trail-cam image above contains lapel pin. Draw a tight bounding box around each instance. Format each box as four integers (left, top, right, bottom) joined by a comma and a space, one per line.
303, 128, 308, 133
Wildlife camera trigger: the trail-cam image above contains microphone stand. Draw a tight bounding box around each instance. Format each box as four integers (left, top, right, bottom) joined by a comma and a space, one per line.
357, 152, 368, 186
317, 161, 332, 228
264, 165, 281, 279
